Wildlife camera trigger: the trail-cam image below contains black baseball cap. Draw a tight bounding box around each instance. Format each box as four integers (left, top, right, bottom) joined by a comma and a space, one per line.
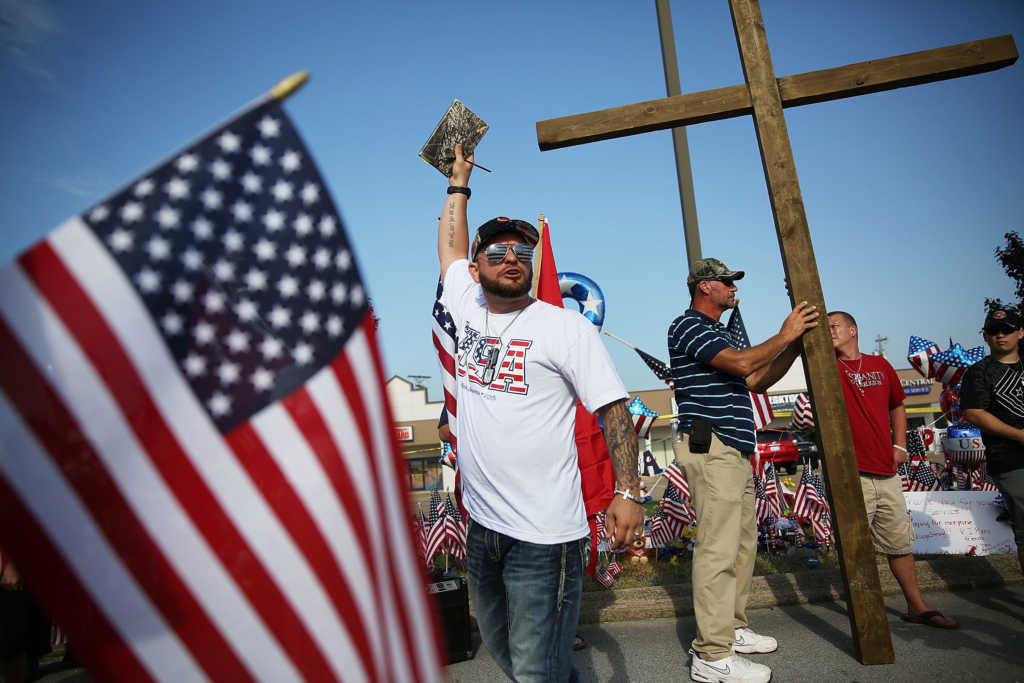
470, 217, 539, 259
984, 308, 1022, 333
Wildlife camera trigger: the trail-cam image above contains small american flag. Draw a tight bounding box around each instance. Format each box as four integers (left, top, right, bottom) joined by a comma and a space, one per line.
725, 307, 774, 429
634, 347, 675, 390
752, 454, 776, 524
594, 511, 608, 542
443, 493, 466, 561
908, 461, 942, 491
971, 467, 999, 492
424, 489, 447, 566
661, 481, 693, 526
662, 462, 691, 503
594, 565, 615, 588
0, 97, 440, 681
606, 559, 623, 576
648, 510, 673, 547
789, 392, 814, 432
792, 467, 832, 544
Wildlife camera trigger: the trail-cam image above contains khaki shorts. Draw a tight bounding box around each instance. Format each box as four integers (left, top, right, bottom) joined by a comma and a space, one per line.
860, 473, 915, 555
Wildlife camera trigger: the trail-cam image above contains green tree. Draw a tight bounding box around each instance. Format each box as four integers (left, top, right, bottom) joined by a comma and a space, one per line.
986, 231, 1024, 352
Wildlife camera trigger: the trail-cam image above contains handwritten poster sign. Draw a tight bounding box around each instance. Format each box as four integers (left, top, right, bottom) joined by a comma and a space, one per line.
905, 491, 1017, 555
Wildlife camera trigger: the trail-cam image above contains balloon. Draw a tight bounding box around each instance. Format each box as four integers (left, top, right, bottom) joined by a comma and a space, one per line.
557, 272, 605, 329
627, 396, 659, 439
931, 343, 986, 387
942, 425, 985, 468
939, 387, 962, 424
907, 336, 940, 379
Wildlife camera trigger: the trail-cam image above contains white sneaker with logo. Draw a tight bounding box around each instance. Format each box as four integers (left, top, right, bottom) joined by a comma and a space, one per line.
732, 627, 778, 654
689, 652, 771, 683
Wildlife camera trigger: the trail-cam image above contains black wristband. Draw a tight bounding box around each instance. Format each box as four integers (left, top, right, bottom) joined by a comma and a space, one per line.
447, 186, 471, 199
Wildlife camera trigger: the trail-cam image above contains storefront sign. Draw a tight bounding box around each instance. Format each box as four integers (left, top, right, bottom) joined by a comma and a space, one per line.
394, 425, 414, 441
906, 491, 1016, 555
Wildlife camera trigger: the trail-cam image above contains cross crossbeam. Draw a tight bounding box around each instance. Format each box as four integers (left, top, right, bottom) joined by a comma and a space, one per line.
537, 35, 1017, 150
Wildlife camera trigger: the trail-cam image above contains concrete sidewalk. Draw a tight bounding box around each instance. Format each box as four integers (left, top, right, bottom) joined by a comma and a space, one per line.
444, 584, 1024, 682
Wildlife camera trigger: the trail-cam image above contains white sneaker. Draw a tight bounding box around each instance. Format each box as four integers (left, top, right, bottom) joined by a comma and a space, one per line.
732, 627, 778, 654
689, 652, 771, 682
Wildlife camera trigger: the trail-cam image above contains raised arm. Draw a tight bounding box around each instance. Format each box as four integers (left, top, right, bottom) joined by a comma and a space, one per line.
438, 144, 473, 279
597, 398, 645, 550
709, 302, 818, 380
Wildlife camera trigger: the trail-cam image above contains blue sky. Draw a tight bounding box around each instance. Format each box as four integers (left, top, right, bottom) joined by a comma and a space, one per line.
2, 0, 1022, 400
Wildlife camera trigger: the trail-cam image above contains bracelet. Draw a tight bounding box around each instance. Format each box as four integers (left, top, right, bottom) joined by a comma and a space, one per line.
893, 444, 907, 452
613, 488, 645, 505
447, 186, 471, 199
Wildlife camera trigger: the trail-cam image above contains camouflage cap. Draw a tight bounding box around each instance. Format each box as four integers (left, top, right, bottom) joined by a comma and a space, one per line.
686, 257, 745, 286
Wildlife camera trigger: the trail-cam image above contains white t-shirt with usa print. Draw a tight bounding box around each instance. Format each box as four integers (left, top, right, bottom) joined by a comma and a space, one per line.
441, 260, 628, 544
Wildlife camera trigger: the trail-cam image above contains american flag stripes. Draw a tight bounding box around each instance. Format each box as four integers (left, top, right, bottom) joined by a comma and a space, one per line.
791, 467, 832, 543
789, 392, 814, 432
424, 489, 447, 566
661, 481, 693, 526
662, 462, 691, 504
443, 492, 467, 561
0, 98, 442, 682
908, 460, 942, 491
432, 280, 459, 456
971, 467, 999, 491
725, 307, 774, 429
752, 454, 782, 524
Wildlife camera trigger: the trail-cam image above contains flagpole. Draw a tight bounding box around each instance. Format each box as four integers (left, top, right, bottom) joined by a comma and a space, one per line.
531, 214, 545, 297
270, 71, 310, 100
602, 329, 638, 350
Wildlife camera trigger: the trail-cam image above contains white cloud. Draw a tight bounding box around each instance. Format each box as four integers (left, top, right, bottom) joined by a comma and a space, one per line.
0, 0, 62, 80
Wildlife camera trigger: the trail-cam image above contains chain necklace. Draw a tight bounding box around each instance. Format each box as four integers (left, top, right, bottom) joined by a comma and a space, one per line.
838, 354, 865, 396
481, 305, 528, 384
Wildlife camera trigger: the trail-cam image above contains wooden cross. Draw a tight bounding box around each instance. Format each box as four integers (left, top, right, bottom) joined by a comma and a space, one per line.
536, 0, 1017, 665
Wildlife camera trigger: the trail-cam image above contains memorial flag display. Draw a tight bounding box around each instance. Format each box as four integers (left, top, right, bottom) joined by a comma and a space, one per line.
0, 96, 441, 682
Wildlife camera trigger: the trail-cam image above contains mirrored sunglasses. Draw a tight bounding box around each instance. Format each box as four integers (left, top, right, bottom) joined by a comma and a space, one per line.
483, 243, 534, 264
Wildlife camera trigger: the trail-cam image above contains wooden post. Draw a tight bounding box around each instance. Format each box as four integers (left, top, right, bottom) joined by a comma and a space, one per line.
728, 0, 892, 662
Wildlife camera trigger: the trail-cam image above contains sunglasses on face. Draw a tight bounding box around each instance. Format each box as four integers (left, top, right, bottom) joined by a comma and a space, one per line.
481, 243, 534, 264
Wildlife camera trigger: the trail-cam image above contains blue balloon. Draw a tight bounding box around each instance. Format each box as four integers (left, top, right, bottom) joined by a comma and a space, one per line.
557, 271, 605, 329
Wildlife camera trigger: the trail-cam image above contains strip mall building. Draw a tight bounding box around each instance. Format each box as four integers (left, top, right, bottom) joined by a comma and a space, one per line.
388, 362, 946, 504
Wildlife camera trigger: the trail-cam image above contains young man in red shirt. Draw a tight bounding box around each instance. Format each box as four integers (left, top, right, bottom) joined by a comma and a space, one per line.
828, 311, 957, 629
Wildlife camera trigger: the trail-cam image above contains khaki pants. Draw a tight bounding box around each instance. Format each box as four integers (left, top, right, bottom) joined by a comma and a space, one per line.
674, 433, 756, 661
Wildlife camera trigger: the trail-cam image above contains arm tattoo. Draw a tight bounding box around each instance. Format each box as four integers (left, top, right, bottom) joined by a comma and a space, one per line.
446, 199, 456, 248
600, 399, 640, 489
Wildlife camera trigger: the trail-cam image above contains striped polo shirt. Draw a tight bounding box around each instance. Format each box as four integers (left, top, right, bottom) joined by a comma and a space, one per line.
668, 309, 755, 453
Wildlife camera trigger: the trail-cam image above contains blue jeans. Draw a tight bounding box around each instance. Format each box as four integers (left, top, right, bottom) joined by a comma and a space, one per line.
466, 520, 589, 682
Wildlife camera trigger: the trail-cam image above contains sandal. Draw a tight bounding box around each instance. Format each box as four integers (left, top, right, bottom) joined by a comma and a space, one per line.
901, 610, 958, 629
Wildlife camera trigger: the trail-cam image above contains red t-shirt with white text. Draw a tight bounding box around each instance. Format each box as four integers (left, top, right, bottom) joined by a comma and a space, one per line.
836, 354, 906, 475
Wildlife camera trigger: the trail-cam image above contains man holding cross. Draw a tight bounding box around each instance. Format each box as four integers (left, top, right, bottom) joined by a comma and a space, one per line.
669, 259, 817, 682
436, 144, 644, 682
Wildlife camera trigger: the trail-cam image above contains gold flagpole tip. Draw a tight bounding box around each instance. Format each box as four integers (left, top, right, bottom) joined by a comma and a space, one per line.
271, 71, 310, 100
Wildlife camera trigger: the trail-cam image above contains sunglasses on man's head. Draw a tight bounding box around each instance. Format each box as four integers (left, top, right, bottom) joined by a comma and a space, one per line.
481, 243, 534, 264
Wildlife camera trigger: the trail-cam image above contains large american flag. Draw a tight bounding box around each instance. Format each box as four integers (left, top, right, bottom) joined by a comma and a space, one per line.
0, 98, 441, 682
725, 307, 774, 429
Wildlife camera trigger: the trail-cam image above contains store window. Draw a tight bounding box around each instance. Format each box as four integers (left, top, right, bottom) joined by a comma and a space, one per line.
407, 456, 442, 491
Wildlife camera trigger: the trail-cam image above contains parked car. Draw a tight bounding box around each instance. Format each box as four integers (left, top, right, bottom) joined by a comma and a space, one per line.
755, 429, 800, 474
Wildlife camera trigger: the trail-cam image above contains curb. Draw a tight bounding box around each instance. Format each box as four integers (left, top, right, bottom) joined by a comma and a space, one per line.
578, 553, 1022, 624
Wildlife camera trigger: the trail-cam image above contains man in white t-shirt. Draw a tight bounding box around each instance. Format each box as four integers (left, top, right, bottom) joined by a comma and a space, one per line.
437, 144, 644, 682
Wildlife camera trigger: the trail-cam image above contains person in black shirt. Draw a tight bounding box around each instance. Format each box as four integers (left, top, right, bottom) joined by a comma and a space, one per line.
961, 307, 1024, 573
